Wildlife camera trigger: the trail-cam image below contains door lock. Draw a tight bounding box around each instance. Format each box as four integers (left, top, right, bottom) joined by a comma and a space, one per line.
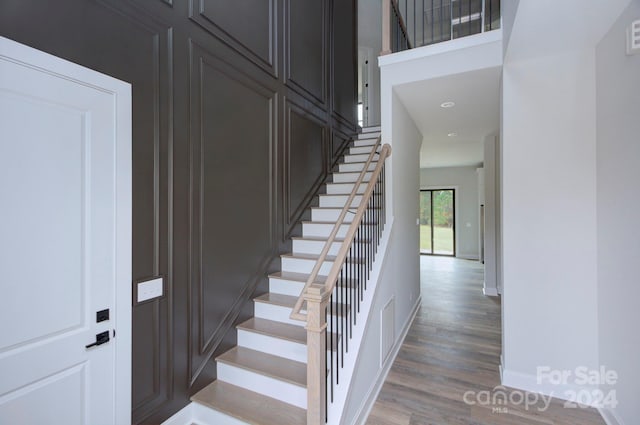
85, 331, 110, 349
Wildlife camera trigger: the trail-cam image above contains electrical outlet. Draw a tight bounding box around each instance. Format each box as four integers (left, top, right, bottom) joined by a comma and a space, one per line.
137, 277, 163, 303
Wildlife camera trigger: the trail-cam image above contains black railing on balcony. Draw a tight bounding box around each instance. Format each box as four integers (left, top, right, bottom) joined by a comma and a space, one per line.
391, 0, 412, 53
383, 0, 501, 54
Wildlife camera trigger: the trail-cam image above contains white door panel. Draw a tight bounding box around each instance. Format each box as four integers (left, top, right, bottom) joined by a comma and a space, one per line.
0, 36, 131, 425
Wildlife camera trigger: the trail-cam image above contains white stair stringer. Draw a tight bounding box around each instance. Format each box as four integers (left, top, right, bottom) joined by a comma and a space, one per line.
188, 126, 385, 425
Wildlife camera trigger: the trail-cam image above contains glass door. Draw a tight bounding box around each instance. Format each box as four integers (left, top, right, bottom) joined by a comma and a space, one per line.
420, 189, 455, 256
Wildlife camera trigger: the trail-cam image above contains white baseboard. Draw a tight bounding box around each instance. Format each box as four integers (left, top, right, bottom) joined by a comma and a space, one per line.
482, 286, 499, 297
599, 407, 624, 425
501, 368, 599, 407
347, 295, 422, 425
161, 402, 249, 425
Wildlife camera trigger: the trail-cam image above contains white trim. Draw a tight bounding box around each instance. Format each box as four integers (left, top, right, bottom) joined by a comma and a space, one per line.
501, 368, 601, 408
346, 296, 421, 425
161, 402, 250, 425
599, 407, 625, 425
378, 28, 502, 67
482, 286, 499, 297
0, 35, 132, 425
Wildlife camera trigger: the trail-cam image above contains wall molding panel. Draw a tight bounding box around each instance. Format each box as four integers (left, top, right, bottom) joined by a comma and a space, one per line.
189, 0, 278, 77
187, 39, 278, 389
284, 99, 328, 239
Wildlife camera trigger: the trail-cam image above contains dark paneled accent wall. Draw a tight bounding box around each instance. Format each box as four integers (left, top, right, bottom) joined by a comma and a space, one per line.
0, 0, 357, 423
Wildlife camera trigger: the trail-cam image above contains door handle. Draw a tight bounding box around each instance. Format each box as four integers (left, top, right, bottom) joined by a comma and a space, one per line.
85, 331, 110, 349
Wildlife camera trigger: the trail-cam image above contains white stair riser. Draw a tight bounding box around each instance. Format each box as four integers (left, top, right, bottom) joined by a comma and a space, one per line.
254, 301, 343, 329
326, 182, 368, 195
217, 363, 307, 409
237, 330, 307, 363
254, 302, 305, 326
343, 153, 372, 163
281, 256, 335, 274
292, 238, 343, 256
269, 276, 356, 296
349, 146, 377, 155
319, 195, 363, 208
338, 161, 377, 173
302, 222, 349, 239
236, 331, 338, 367
357, 133, 380, 141
353, 139, 378, 148
333, 171, 373, 183
268, 278, 306, 297
311, 208, 356, 222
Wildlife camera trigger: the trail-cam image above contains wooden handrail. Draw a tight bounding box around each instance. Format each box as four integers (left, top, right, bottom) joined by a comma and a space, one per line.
382, 0, 412, 55
381, 0, 392, 55
290, 138, 391, 321
390, 0, 412, 49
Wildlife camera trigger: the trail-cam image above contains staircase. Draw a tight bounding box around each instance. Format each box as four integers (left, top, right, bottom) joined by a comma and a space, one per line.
190, 127, 382, 425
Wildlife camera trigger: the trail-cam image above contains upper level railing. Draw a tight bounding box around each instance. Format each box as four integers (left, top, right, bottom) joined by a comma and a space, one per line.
382, 0, 501, 54
291, 137, 391, 425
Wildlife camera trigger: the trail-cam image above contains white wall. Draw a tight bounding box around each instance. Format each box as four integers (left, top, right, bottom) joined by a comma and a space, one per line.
340, 92, 422, 424
420, 166, 480, 260
501, 49, 599, 394
596, 2, 640, 423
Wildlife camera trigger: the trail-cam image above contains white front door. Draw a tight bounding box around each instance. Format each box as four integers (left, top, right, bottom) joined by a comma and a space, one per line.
0, 37, 131, 425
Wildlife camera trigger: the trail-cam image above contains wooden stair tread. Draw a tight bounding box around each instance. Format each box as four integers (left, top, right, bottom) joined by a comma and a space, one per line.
254, 292, 298, 308
192, 380, 306, 425
237, 317, 340, 349
237, 317, 307, 344
217, 346, 306, 387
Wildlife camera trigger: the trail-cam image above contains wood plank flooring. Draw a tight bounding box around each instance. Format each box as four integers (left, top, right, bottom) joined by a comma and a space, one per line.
366, 256, 605, 425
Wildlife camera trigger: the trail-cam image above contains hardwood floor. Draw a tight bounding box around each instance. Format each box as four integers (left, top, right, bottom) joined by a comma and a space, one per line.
366, 256, 605, 425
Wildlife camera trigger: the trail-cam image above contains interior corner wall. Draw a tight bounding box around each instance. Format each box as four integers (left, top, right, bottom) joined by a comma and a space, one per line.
596, 2, 640, 422
420, 166, 480, 260
501, 49, 599, 393
341, 91, 422, 425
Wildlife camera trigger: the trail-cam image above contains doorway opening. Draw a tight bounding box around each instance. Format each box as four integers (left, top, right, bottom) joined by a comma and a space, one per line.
420, 189, 455, 256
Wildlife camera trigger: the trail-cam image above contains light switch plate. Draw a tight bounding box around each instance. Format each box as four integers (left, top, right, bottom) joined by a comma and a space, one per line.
137, 277, 163, 303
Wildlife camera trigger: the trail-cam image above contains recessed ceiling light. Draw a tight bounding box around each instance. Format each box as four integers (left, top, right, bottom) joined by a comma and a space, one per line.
440, 101, 455, 108
448, 132, 458, 137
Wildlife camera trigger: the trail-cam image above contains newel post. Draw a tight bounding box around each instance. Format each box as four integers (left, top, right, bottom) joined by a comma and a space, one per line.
304, 284, 330, 425
381, 0, 392, 55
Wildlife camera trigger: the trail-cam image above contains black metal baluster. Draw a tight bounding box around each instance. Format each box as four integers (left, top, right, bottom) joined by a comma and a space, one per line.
329, 293, 333, 402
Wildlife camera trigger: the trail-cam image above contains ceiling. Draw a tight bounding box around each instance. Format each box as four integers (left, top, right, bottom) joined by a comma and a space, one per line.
394, 65, 501, 169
